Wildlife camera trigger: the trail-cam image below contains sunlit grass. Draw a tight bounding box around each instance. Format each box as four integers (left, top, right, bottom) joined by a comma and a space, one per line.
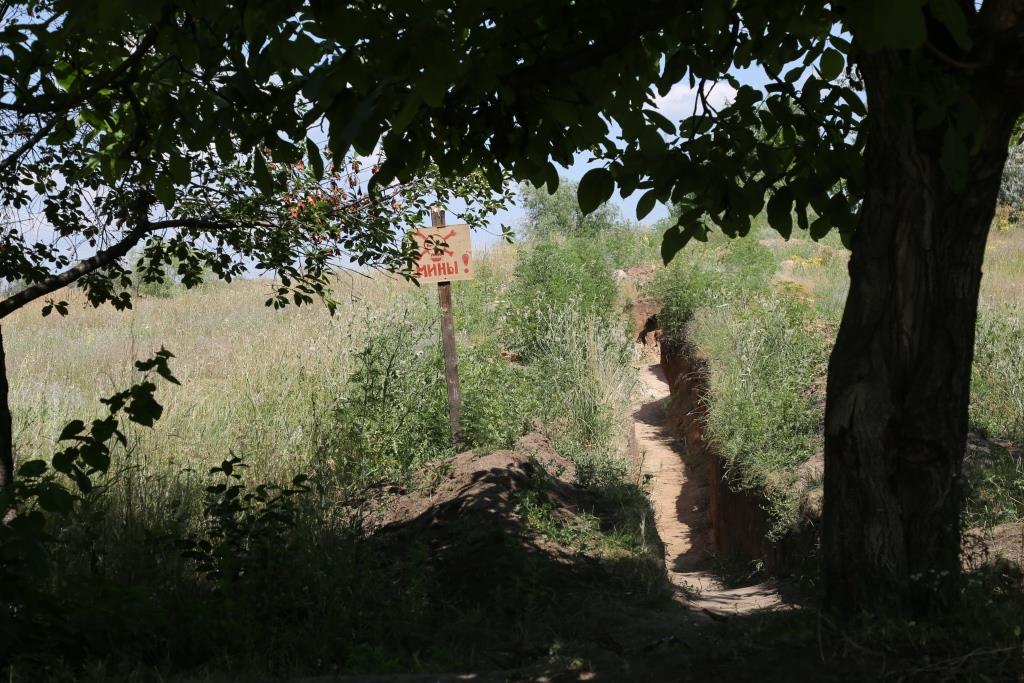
655, 222, 1024, 534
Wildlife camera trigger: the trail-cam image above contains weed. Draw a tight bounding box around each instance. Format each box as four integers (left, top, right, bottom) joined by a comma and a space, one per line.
501, 238, 619, 361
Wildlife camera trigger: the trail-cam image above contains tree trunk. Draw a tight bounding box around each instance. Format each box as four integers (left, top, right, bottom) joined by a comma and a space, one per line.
822, 50, 1022, 616
0, 325, 14, 521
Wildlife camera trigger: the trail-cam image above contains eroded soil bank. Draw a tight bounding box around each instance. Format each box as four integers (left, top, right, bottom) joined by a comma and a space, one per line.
657, 333, 819, 580
310, 429, 843, 683
632, 336, 796, 615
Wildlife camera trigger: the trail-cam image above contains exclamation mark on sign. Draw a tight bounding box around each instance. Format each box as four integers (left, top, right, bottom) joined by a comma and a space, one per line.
462, 253, 470, 273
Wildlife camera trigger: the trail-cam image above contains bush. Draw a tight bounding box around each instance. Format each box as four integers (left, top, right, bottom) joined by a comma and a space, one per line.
330, 239, 637, 493
324, 300, 452, 489
654, 236, 777, 345
591, 226, 661, 271
525, 306, 636, 488
653, 236, 829, 536
501, 238, 620, 361
691, 292, 828, 535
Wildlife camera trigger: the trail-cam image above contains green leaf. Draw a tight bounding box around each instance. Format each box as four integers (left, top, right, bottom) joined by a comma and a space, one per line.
819, 48, 844, 81
287, 33, 321, 71
577, 168, 614, 215
37, 485, 75, 514
253, 149, 274, 195
79, 444, 111, 473
661, 224, 690, 265
644, 109, 676, 136
766, 187, 793, 238
795, 202, 809, 232
929, 0, 972, 50
52, 449, 76, 474
214, 132, 235, 163
306, 139, 325, 180
169, 153, 190, 184
72, 467, 92, 494
941, 125, 968, 192
126, 388, 163, 427
702, 0, 728, 34
810, 215, 831, 240
848, 0, 926, 50
636, 189, 658, 221
542, 164, 559, 193
154, 173, 175, 209
417, 69, 448, 108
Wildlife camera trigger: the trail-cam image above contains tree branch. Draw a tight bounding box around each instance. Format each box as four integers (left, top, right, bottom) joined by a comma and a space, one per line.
0, 217, 234, 319
926, 40, 984, 71
1, 20, 164, 115
0, 117, 57, 174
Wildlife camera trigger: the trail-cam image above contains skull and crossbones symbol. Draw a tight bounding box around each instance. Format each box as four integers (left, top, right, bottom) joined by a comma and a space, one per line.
414, 229, 456, 262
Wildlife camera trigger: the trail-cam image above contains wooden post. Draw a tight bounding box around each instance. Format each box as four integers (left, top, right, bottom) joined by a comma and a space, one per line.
432, 206, 464, 449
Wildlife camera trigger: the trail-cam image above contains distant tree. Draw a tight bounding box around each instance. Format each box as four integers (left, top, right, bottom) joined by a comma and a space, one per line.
518, 178, 619, 240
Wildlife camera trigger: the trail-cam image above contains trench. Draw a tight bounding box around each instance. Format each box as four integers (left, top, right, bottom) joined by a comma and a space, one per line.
632, 321, 800, 614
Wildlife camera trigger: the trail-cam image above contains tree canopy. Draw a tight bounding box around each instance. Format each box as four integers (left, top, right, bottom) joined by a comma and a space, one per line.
0, 4, 514, 320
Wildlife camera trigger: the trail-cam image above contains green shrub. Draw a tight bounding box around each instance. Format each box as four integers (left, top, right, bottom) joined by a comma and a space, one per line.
501, 238, 619, 361
691, 292, 828, 535
524, 306, 636, 488
518, 178, 619, 240
593, 226, 661, 270
653, 236, 776, 344
653, 237, 829, 537
459, 340, 538, 451
325, 300, 452, 489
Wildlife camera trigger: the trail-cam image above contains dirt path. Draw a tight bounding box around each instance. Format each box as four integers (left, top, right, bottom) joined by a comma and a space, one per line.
633, 354, 784, 615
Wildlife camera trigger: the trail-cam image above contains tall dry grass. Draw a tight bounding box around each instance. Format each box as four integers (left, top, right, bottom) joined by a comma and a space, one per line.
6, 275, 400, 480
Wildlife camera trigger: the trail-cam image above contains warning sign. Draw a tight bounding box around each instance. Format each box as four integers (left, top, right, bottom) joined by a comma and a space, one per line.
413, 223, 473, 282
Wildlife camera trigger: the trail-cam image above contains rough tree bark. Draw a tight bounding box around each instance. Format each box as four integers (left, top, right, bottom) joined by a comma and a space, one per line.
823, 49, 1024, 616
0, 325, 14, 521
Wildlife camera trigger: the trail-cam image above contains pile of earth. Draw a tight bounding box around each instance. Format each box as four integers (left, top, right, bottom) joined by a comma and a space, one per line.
306, 433, 843, 682
342, 433, 686, 673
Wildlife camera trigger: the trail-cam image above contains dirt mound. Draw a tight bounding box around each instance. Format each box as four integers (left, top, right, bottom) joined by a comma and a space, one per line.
354, 433, 669, 654
371, 433, 583, 532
